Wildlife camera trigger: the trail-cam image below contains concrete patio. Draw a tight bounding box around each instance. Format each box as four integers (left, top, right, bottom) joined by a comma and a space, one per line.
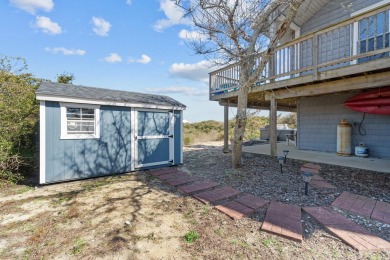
242, 142, 390, 173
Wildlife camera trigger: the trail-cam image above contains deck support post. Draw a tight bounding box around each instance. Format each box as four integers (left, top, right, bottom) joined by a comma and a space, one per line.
223, 105, 229, 153
270, 95, 277, 157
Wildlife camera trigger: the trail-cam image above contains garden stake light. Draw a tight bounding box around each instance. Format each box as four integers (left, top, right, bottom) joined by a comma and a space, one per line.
277, 156, 284, 173
283, 150, 289, 163
301, 171, 313, 195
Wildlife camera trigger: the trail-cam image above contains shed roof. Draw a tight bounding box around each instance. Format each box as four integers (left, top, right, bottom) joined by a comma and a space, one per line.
36, 81, 186, 110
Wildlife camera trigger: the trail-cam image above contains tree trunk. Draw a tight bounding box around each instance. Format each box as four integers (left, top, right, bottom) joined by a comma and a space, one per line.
232, 69, 250, 168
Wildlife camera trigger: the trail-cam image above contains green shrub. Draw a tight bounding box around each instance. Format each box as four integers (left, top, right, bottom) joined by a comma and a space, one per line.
0, 55, 40, 185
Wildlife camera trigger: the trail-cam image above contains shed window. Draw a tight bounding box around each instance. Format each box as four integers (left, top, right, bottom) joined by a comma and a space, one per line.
60, 103, 100, 139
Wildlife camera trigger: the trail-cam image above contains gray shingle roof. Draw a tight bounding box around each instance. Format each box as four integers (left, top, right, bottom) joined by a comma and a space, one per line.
36, 81, 186, 109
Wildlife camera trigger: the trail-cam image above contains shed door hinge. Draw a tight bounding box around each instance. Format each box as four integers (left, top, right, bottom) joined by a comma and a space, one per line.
168, 135, 173, 138
169, 160, 173, 163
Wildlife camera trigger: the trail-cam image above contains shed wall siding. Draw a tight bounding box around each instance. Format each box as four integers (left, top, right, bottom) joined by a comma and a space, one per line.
297, 92, 390, 158
45, 101, 132, 183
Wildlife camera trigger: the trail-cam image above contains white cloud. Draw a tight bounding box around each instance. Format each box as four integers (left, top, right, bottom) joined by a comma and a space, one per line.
10, 0, 54, 14
178, 29, 207, 41
34, 16, 62, 34
145, 86, 208, 96
129, 54, 151, 64
169, 60, 215, 82
126, 0, 132, 5
92, 17, 111, 37
104, 53, 122, 63
153, 0, 191, 32
45, 47, 86, 55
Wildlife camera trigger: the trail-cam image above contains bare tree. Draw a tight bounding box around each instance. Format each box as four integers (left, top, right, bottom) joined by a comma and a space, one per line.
175, 0, 305, 168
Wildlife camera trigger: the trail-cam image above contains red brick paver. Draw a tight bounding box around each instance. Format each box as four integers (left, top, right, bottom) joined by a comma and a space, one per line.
300, 166, 319, 175
149, 167, 178, 176
156, 172, 188, 180
165, 176, 201, 187
177, 181, 220, 194
215, 201, 254, 220
304, 206, 390, 252
371, 201, 390, 224
261, 201, 302, 242
235, 194, 268, 210
193, 186, 240, 204
332, 191, 390, 224
302, 163, 321, 170
311, 179, 336, 189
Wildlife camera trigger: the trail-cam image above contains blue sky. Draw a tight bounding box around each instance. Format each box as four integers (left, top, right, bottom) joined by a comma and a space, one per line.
0, 0, 227, 122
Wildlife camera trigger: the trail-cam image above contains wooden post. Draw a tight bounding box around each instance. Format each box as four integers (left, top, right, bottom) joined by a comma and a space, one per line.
270, 95, 277, 156
223, 105, 229, 153
312, 33, 318, 80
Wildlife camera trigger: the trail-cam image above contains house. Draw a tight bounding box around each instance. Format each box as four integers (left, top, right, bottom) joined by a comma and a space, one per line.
36, 82, 186, 184
210, 0, 390, 158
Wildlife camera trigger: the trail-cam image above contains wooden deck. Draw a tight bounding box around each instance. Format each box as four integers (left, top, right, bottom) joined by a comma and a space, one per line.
209, 4, 390, 111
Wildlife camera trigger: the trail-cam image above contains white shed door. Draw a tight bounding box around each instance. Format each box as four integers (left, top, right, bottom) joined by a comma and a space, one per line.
134, 110, 174, 168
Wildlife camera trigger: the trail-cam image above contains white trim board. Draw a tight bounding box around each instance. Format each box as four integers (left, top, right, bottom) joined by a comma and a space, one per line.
39, 101, 46, 184
36, 94, 186, 111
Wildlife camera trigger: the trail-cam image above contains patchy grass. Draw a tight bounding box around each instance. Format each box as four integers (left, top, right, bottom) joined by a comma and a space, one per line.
71, 238, 87, 255
184, 230, 200, 243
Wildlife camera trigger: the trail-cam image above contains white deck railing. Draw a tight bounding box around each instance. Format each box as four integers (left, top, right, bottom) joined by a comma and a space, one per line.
210, 4, 390, 97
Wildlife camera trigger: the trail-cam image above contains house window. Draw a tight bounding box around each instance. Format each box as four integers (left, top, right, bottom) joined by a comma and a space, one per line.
60, 103, 100, 139
358, 10, 389, 62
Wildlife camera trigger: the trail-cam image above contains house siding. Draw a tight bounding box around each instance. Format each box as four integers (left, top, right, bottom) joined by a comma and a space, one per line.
45, 101, 132, 183
301, 0, 380, 35
297, 92, 390, 158
299, 0, 383, 73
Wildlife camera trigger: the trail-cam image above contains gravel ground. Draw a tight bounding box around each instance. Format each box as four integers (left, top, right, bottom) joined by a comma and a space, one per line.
181, 143, 390, 244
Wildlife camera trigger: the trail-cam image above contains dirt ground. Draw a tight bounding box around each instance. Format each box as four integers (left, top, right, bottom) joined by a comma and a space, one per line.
0, 142, 389, 259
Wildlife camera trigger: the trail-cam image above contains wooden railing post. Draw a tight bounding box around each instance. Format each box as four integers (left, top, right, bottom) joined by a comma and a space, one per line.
269, 54, 275, 83
313, 33, 318, 80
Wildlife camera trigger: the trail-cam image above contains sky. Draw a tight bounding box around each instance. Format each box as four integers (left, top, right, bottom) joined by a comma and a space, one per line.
0, 0, 229, 122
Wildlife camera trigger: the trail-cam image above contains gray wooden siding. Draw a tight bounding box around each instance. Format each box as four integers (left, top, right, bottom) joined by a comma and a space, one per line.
299, 0, 381, 74
297, 93, 390, 158
45, 102, 132, 183
301, 0, 380, 35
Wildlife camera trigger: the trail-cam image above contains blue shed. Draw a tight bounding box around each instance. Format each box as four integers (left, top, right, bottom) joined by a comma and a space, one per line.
36, 82, 186, 184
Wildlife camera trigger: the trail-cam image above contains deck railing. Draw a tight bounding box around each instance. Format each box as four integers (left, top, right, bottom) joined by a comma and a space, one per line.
210, 4, 390, 97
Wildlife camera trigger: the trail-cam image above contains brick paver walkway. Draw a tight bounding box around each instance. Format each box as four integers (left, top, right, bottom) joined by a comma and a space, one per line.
235, 194, 268, 210
261, 201, 302, 242
215, 201, 254, 220
302, 163, 321, 170
177, 181, 220, 194
149, 167, 178, 176
193, 186, 240, 204
215, 194, 269, 220
304, 206, 390, 252
156, 172, 186, 180
332, 191, 390, 224
165, 175, 201, 187
310, 174, 336, 189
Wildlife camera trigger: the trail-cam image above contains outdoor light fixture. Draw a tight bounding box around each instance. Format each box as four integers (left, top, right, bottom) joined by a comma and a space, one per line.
301, 171, 313, 195
277, 156, 284, 173
283, 150, 289, 163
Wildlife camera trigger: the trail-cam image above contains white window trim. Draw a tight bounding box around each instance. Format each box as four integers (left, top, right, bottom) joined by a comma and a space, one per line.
351, 0, 390, 64
60, 102, 100, 139
39, 101, 46, 184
